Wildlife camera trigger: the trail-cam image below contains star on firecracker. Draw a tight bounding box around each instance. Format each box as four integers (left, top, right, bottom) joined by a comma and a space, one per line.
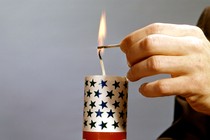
100, 101, 108, 109
89, 101, 96, 109
107, 109, 115, 118
122, 121, 127, 129
112, 80, 120, 89
84, 101, 87, 107
85, 80, 89, 86
125, 93, 128, 100
100, 80, 107, 88
119, 110, 125, 118
90, 79, 96, 87
87, 109, 93, 117
123, 81, 128, 88
123, 101, 127, 109
95, 109, 103, 117
94, 90, 102, 98
89, 120, 96, 129
86, 90, 92, 97
112, 100, 120, 109
112, 121, 119, 129
84, 120, 88, 127
118, 91, 124, 99
99, 121, 107, 130
106, 90, 114, 99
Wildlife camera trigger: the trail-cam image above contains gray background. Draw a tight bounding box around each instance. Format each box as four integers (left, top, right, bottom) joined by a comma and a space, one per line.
0, 0, 209, 140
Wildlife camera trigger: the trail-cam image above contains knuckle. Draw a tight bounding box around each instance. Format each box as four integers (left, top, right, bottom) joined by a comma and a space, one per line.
140, 35, 156, 52
186, 96, 206, 114
190, 74, 205, 90
188, 37, 204, 52
146, 56, 162, 72
155, 80, 169, 95
192, 26, 203, 34
195, 57, 205, 71
186, 25, 205, 38
186, 96, 198, 108
188, 55, 205, 72
183, 75, 205, 97
146, 23, 162, 35
120, 37, 132, 53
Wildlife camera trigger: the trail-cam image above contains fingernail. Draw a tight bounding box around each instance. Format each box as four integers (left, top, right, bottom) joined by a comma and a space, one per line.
126, 70, 133, 81
125, 76, 131, 82
139, 83, 147, 93
127, 61, 131, 67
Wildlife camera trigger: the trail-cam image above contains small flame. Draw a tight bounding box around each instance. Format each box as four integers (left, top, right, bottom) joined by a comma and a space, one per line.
98, 11, 107, 47
98, 11, 107, 75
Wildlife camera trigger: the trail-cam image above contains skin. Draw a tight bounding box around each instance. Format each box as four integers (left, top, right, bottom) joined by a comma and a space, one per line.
120, 23, 210, 115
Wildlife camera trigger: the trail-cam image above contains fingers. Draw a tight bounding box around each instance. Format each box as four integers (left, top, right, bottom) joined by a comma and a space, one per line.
126, 35, 202, 66
127, 35, 204, 66
127, 55, 190, 81
139, 76, 190, 97
120, 23, 205, 53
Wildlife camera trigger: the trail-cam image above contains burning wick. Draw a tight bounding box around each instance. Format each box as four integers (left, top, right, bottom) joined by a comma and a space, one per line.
97, 44, 120, 75
98, 49, 106, 75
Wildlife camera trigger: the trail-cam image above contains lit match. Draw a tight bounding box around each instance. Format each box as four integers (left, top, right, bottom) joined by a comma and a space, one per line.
97, 44, 120, 49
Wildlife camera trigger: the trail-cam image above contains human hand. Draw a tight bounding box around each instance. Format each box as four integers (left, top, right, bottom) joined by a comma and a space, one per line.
120, 23, 210, 115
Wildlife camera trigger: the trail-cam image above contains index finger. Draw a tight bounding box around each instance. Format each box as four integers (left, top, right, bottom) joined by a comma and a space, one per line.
120, 23, 205, 53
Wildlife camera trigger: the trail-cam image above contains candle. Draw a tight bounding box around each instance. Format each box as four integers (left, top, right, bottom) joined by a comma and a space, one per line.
82, 11, 128, 140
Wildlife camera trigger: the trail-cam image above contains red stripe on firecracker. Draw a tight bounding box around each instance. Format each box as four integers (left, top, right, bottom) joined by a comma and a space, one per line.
83, 131, 126, 140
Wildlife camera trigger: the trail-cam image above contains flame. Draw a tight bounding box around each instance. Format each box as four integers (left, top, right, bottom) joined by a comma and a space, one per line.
97, 11, 107, 75
98, 11, 107, 46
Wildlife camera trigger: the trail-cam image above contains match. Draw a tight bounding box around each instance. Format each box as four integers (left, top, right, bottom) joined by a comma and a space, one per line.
97, 44, 120, 49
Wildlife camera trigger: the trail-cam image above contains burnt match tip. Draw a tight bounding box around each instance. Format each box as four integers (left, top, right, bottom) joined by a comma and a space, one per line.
97, 44, 120, 49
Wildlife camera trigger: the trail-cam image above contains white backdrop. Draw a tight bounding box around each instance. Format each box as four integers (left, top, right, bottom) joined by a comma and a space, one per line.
0, 0, 209, 139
